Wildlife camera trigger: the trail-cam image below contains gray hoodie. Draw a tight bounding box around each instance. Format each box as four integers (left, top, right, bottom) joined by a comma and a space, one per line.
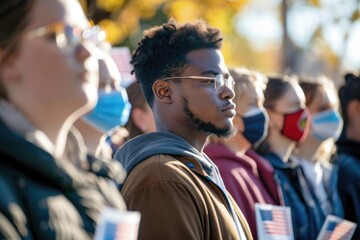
114, 131, 214, 189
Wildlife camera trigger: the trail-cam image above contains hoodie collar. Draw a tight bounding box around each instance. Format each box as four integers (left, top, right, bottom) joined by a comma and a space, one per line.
115, 131, 215, 178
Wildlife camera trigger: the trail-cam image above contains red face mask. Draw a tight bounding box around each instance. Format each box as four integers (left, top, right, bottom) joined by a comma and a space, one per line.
281, 108, 310, 142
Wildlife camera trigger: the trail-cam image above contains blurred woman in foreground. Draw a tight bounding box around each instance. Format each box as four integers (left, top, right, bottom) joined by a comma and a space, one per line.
0, 0, 126, 238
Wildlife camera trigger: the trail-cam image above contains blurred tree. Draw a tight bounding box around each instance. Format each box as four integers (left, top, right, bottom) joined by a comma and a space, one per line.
283, 0, 360, 80
81, 0, 359, 76
82, 0, 282, 73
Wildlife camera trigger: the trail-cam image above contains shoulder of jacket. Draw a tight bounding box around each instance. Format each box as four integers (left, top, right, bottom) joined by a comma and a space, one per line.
123, 155, 202, 194
133, 154, 189, 171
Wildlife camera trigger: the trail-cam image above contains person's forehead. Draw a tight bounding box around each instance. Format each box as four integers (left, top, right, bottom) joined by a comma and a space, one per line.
323, 86, 338, 107
277, 84, 304, 109
312, 85, 337, 108
184, 49, 227, 74
28, 0, 89, 30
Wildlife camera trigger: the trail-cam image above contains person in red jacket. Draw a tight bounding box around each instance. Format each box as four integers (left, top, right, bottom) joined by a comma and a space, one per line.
205, 68, 283, 239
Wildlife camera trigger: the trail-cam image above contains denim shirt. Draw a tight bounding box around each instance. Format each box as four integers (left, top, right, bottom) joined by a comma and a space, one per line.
316, 163, 344, 218
263, 152, 325, 240
296, 157, 344, 218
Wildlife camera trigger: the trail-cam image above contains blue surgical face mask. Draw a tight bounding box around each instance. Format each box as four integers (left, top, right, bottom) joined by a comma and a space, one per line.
83, 89, 131, 133
241, 107, 269, 148
311, 109, 343, 141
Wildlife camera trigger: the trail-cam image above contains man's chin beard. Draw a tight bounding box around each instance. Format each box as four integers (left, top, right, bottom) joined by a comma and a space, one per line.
183, 98, 237, 138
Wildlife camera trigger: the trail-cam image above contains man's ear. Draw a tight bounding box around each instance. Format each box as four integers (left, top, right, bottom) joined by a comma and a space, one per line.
153, 80, 172, 103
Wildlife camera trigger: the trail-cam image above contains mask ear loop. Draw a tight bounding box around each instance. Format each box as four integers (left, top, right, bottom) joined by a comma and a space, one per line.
103, 77, 113, 93
264, 107, 284, 132
95, 29, 115, 95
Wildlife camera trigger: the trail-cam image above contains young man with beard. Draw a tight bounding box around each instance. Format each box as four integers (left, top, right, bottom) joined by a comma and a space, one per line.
114, 19, 252, 240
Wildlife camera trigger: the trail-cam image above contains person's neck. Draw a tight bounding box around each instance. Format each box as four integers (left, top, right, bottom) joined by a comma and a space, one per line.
9, 97, 93, 159
155, 115, 209, 153
268, 130, 295, 162
179, 131, 208, 153
74, 119, 104, 156
296, 135, 321, 162
221, 133, 250, 155
25, 110, 74, 159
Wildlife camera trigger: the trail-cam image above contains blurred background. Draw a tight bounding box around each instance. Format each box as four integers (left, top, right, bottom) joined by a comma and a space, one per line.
80, 0, 360, 85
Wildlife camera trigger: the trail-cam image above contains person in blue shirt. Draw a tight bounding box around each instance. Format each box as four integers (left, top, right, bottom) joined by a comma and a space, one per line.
258, 75, 325, 240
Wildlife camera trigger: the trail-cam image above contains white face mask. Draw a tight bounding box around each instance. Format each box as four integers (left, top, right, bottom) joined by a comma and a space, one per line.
311, 109, 343, 141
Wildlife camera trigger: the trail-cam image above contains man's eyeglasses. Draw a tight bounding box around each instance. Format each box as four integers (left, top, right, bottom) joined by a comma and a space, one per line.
26, 22, 106, 52
163, 74, 235, 94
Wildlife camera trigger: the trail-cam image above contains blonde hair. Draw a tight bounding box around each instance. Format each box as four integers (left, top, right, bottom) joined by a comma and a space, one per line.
299, 75, 339, 110
229, 67, 267, 105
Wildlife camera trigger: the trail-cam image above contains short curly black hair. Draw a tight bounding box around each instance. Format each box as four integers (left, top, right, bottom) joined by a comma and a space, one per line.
130, 18, 223, 106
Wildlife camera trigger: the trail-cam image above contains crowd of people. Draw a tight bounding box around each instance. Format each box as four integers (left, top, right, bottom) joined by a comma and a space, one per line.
0, 0, 359, 239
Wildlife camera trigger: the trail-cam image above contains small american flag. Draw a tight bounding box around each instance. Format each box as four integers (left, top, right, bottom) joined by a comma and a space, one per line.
110, 47, 135, 88
102, 221, 138, 240
255, 204, 294, 240
94, 208, 141, 240
317, 215, 357, 240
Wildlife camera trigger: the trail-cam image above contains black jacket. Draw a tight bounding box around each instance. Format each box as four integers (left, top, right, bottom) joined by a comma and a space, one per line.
336, 138, 360, 239
0, 120, 126, 239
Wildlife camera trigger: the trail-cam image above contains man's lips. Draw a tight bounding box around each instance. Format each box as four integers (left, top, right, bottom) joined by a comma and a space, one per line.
221, 103, 236, 112
221, 103, 236, 117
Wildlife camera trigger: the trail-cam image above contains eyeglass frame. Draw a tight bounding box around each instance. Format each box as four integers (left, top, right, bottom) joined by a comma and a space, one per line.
163, 74, 235, 94
26, 21, 106, 52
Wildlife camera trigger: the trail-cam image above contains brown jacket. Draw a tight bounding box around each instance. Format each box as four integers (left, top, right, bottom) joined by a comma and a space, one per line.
121, 153, 253, 240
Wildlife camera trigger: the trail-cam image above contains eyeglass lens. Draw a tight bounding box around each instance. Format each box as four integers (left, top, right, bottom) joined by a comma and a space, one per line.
55, 25, 104, 50
215, 75, 234, 93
